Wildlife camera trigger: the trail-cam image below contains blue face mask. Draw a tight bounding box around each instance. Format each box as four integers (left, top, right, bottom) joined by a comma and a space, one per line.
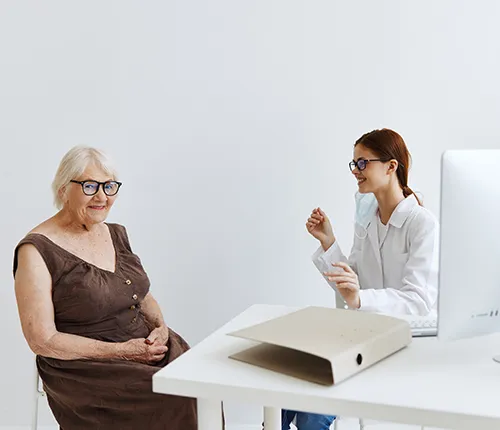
354, 192, 378, 229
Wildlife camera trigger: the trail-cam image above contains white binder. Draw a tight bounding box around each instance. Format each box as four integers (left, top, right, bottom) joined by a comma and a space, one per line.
228, 306, 411, 385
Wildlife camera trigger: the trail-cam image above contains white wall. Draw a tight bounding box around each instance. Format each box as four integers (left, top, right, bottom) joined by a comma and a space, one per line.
2, 0, 500, 427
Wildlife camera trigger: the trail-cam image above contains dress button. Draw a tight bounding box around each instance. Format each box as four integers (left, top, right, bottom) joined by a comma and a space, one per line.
130, 305, 136, 310
125, 279, 132, 285
132, 294, 138, 300
132, 317, 137, 323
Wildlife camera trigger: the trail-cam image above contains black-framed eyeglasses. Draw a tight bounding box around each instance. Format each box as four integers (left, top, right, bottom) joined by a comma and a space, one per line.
349, 158, 388, 172
70, 180, 122, 196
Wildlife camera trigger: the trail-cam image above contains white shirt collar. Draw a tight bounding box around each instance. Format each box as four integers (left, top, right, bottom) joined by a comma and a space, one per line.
385, 194, 419, 228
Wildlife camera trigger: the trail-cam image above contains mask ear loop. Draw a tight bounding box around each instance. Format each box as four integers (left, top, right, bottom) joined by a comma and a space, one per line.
354, 225, 368, 240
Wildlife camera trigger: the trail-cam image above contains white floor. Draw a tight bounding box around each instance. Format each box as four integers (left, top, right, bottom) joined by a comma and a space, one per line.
232, 421, 445, 430
233, 419, 447, 430
230, 419, 446, 430
325, 418, 443, 429
291, 419, 445, 430
0, 421, 447, 430
1, 405, 447, 430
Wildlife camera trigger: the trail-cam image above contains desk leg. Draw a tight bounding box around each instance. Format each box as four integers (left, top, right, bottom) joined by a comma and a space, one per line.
197, 398, 223, 430
264, 407, 281, 430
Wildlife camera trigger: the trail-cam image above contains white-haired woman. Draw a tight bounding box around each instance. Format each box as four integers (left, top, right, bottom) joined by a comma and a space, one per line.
14, 147, 197, 430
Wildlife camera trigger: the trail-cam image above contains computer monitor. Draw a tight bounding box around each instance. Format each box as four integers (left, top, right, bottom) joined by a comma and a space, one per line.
438, 149, 500, 353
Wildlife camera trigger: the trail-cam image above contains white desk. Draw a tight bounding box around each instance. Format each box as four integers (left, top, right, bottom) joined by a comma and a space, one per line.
153, 304, 500, 430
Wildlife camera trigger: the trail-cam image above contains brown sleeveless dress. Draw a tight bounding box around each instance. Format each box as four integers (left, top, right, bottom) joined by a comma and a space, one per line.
13, 223, 197, 430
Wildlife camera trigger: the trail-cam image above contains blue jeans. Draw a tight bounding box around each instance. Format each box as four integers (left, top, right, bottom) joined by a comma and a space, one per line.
282, 410, 336, 430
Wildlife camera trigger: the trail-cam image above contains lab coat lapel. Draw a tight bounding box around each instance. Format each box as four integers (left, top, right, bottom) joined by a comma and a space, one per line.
366, 217, 384, 287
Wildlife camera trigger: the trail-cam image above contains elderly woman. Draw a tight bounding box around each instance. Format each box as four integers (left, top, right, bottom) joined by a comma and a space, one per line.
14, 146, 197, 430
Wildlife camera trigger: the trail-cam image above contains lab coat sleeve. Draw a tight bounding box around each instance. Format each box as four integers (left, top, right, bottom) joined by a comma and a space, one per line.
359, 212, 439, 315
312, 240, 359, 292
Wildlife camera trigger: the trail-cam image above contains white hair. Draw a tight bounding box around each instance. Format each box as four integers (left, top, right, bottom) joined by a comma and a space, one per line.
52, 146, 119, 209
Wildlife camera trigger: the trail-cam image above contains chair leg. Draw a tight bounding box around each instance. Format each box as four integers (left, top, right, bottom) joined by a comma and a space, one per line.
263, 407, 280, 430
31, 395, 39, 430
31, 360, 40, 430
31, 359, 46, 430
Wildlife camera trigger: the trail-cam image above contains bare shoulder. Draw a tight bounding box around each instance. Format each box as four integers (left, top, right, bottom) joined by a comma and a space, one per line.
17, 241, 43, 260
15, 244, 52, 298
15, 243, 50, 279
16, 217, 56, 272
27, 217, 58, 236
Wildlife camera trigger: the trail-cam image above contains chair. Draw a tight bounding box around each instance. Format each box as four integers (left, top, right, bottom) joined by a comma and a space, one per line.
31, 358, 45, 430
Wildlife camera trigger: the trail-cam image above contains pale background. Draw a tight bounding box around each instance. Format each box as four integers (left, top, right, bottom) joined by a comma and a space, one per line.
1, 0, 500, 428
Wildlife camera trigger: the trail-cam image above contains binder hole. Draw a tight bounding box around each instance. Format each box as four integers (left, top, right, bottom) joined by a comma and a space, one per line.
356, 354, 363, 365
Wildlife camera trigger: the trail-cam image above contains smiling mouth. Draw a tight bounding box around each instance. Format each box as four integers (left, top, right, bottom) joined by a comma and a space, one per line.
89, 206, 106, 210
357, 178, 366, 185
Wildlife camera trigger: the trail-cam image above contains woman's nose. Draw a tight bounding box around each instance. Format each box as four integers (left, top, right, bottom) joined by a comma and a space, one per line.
94, 185, 107, 199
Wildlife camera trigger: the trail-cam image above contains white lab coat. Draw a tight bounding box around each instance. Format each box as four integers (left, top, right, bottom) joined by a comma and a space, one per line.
312, 194, 439, 316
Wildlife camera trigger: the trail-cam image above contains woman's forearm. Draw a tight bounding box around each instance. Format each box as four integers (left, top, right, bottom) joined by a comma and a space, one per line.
140, 293, 167, 330
31, 331, 127, 361
321, 236, 336, 251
